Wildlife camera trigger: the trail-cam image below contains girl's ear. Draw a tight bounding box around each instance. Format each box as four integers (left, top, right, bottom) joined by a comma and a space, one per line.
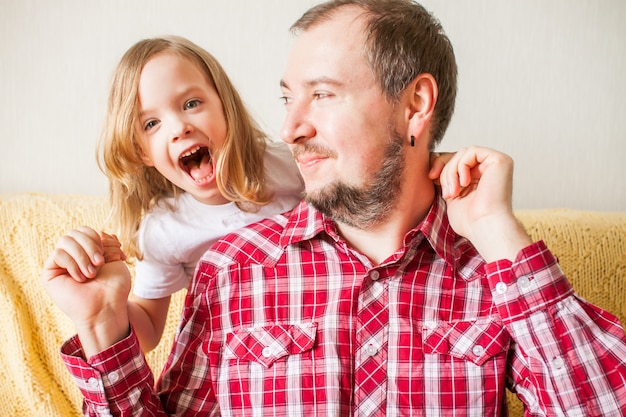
137, 145, 155, 167
406, 73, 438, 136
140, 154, 155, 167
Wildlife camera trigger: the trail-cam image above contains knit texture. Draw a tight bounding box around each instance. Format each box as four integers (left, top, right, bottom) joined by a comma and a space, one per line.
0, 193, 184, 417
0, 193, 624, 416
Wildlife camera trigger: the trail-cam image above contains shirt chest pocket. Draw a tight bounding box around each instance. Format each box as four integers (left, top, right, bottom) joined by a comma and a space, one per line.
224, 322, 317, 368
422, 319, 510, 366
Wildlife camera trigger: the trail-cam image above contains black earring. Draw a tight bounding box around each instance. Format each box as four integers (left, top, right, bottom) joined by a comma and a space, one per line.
410, 135, 415, 147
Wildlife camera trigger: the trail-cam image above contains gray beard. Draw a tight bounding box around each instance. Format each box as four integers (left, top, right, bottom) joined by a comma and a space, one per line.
305, 133, 405, 230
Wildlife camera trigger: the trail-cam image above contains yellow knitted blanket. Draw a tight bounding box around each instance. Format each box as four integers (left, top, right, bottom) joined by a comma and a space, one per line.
0, 193, 624, 417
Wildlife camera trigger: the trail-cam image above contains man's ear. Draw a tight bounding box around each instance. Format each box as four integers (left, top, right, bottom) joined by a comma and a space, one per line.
407, 73, 438, 135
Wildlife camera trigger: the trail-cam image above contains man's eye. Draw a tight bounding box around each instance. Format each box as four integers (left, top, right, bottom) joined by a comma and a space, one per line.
144, 120, 158, 130
279, 96, 291, 105
185, 99, 201, 109
314, 92, 331, 100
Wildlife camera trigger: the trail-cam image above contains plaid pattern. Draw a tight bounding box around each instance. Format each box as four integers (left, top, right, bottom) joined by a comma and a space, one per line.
62, 196, 626, 416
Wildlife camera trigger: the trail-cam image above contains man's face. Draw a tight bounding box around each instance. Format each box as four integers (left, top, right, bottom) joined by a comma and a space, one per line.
279, 7, 406, 228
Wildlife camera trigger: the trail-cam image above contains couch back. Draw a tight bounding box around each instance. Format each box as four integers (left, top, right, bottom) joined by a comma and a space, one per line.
1, 193, 624, 416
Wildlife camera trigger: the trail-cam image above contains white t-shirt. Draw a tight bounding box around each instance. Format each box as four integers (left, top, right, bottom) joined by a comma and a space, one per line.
133, 141, 303, 299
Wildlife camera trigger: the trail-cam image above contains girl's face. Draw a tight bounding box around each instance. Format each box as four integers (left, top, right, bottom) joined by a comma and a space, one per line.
136, 52, 229, 205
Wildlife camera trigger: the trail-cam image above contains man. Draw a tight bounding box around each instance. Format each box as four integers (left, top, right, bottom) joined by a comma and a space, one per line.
42, 0, 626, 415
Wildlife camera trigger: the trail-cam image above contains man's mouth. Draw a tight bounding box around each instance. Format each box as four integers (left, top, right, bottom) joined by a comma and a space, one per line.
292, 143, 336, 167
179, 146, 214, 183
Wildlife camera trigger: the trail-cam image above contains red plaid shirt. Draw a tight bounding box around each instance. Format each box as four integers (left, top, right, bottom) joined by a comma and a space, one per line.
62, 197, 626, 416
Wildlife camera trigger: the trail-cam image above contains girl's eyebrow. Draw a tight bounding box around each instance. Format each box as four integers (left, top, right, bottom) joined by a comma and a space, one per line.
137, 86, 203, 118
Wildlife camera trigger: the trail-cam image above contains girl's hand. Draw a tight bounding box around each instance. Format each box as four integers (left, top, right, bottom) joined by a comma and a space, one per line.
437, 146, 532, 262
428, 151, 455, 186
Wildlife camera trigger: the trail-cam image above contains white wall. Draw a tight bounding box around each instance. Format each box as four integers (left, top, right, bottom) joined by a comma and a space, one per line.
1, 0, 625, 210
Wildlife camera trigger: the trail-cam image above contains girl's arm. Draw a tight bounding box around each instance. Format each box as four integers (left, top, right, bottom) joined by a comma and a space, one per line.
128, 295, 172, 352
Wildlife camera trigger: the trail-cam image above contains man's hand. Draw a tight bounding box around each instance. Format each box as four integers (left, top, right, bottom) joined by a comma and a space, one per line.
41, 227, 131, 357
437, 146, 532, 262
42, 226, 126, 283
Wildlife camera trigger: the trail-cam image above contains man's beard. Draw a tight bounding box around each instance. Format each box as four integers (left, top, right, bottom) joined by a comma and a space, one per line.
304, 132, 405, 230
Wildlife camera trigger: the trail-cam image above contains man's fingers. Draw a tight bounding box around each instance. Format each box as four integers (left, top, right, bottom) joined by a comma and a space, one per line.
43, 246, 91, 282
67, 227, 106, 266
45, 228, 106, 282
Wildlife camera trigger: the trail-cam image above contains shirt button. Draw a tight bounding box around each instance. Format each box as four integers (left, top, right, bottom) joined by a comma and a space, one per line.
552, 356, 564, 370
262, 347, 272, 357
370, 270, 380, 281
96, 406, 113, 417
518, 276, 530, 289
365, 344, 378, 357
472, 345, 484, 356
108, 371, 119, 383
495, 282, 508, 294
87, 377, 99, 388
424, 320, 437, 330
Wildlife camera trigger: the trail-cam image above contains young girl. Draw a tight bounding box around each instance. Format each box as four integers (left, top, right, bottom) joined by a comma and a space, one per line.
95, 36, 303, 352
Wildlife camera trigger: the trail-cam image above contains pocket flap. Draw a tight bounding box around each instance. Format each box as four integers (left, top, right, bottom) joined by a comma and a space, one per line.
423, 319, 510, 366
225, 322, 317, 368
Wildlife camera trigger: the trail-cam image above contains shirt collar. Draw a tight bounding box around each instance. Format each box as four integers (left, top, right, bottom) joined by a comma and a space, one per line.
413, 193, 459, 265
279, 194, 483, 281
279, 200, 331, 248
411, 194, 485, 281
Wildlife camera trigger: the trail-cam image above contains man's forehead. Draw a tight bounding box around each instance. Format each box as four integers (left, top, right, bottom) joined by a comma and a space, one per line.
286, 17, 366, 63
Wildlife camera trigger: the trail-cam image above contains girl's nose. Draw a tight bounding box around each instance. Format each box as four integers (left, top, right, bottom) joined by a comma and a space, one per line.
170, 118, 193, 142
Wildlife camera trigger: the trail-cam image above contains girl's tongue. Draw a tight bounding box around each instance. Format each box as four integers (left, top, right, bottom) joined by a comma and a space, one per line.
180, 146, 214, 182
188, 152, 213, 182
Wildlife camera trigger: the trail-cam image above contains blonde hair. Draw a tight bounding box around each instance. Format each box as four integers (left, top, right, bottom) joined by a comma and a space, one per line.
97, 36, 271, 259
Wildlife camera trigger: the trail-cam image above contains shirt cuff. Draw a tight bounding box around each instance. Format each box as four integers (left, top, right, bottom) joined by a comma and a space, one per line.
60, 327, 154, 407
485, 240, 575, 323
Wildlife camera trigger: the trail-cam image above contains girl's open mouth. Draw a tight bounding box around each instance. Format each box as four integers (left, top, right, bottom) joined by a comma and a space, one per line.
179, 145, 214, 183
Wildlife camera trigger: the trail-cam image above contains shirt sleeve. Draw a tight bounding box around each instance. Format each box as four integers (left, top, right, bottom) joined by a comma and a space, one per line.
133, 214, 188, 299
485, 240, 626, 415
60, 290, 220, 415
133, 255, 188, 299
60, 330, 167, 416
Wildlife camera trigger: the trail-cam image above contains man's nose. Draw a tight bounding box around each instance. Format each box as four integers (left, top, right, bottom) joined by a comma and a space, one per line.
280, 103, 315, 145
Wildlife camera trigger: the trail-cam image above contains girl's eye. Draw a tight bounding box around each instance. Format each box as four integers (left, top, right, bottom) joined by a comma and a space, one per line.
279, 95, 292, 105
144, 120, 159, 131
185, 99, 201, 110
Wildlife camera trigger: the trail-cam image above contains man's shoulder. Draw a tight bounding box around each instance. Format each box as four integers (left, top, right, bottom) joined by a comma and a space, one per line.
199, 211, 291, 269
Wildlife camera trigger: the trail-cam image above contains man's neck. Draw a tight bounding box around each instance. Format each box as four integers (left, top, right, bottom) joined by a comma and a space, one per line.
336, 184, 436, 265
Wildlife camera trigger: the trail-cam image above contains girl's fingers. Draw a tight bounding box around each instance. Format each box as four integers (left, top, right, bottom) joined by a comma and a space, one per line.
457, 150, 479, 188
440, 147, 484, 199
100, 232, 122, 249
439, 148, 464, 198
100, 232, 127, 262
428, 151, 455, 183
